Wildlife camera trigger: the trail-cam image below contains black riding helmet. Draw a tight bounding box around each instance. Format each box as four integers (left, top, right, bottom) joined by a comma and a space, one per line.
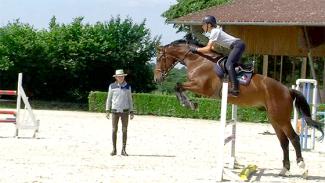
202, 15, 217, 27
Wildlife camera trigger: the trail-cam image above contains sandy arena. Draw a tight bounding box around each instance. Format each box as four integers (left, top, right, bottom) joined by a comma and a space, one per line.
0, 110, 324, 183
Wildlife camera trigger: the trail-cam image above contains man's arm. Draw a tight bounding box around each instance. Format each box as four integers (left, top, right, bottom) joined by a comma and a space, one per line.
106, 85, 113, 111
105, 85, 113, 119
128, 86, 134, 119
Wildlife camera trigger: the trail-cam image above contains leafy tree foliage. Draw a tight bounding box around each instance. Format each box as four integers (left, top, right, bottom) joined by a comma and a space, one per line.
0, 16, 159, 102
162, 0, 230, 22
155, 67, 187, 94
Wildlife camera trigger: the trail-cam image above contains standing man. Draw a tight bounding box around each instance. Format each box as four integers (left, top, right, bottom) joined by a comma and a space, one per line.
106, 69, 134, 156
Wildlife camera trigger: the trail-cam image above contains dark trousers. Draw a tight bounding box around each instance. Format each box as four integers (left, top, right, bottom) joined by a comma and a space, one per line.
226, 40, 245, 91
226, 40, 246, 71
111, 112, 129, 149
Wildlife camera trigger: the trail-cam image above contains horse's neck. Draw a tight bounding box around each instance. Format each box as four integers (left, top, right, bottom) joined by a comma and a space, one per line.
182, 54, 214, 69
184, 50, 223, 66
199, 51, 223, 61
172, 45, 222, 67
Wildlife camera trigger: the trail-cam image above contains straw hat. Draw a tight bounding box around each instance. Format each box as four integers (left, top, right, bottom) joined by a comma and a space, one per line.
113, 69, 127, 77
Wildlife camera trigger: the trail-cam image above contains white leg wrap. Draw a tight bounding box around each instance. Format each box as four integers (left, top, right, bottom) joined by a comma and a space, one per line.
298, 161, 308, 179
279, 167, 291, 177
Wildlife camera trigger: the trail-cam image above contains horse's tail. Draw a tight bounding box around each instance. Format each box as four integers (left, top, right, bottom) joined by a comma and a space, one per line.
290, 89, 324, 141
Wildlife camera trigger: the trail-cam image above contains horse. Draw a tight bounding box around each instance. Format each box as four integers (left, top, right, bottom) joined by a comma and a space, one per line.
153, 39, 324, 178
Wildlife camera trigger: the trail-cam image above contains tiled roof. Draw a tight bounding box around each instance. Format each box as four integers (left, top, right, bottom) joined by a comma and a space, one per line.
171, 0, 325, 26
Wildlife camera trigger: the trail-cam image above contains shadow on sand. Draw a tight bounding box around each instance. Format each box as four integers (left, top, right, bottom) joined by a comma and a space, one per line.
255, 168, 325, 182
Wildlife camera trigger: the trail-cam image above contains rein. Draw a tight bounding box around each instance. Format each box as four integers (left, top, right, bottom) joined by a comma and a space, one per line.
156, 45, 190, 79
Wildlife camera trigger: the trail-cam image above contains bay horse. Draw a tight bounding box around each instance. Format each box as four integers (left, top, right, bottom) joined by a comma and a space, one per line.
154, 39, 324, 177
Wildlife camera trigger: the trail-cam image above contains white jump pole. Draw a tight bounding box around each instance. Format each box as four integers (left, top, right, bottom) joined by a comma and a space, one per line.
216, 82, 229, 181
216, 82, 239, 182
293, 79, 317, 150
15, 73, 23, 136
230, 104, 237, 167
16, 73, 39, 137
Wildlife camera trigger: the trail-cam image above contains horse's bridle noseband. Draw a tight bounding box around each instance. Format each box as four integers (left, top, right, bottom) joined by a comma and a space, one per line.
156, 45, 190, 79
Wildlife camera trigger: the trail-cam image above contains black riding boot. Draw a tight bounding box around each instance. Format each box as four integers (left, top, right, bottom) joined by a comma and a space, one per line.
228, 66, 239, 96
121, 132, 128, 156
110, 132, 117, 156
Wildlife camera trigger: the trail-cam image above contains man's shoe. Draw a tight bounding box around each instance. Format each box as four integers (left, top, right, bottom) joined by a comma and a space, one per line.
121, 149, 128, 156
110, 149, 117, 156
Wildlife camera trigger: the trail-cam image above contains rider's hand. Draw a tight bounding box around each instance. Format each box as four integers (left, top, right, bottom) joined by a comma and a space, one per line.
106, 110, 110, 119
189, 46, 198, 53
130, 111, 134, 120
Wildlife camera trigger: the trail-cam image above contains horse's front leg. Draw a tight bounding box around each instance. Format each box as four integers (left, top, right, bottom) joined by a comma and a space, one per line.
175, 82, 197, 110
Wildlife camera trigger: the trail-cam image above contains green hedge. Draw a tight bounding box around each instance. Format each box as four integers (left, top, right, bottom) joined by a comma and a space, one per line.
89, 91, 268, 122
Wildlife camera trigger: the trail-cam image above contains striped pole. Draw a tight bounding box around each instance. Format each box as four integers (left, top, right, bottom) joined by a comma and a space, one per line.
0, 90, 17, 95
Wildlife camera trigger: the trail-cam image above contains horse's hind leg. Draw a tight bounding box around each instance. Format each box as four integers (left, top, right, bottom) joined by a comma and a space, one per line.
273, 122, 308, 178
282, 125, 308, 178
283, 126, 303, 163
272, 125, 291, 176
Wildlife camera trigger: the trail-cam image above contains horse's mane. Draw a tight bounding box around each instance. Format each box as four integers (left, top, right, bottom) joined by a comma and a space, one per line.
168, 34, 205, 47
167, 34, 224, 60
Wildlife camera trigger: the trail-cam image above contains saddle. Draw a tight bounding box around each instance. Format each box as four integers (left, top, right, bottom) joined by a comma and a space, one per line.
214, 56, 254, 86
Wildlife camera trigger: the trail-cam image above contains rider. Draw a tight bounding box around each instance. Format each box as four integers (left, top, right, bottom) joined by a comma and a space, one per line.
190, 15, 246, 97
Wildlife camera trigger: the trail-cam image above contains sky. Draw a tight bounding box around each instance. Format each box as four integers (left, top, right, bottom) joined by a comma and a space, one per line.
0, 0, 184, 45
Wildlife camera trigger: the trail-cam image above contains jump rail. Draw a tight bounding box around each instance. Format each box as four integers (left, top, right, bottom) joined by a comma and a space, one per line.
0, 73, 39, 137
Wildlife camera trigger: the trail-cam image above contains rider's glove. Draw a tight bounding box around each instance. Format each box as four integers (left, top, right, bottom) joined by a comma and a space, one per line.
189, 46, 198, 53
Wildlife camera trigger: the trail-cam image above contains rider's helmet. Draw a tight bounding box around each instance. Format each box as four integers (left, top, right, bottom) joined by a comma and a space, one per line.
202, 15, 217, 27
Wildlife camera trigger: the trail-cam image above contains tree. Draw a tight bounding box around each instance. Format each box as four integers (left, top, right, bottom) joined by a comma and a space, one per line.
162, 0, 231, 44
0, 16, 159, 102
155, 67, 187, 94
162, 0, 230, 22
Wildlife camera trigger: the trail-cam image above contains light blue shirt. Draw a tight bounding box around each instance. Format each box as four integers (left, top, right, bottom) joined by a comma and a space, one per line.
106, 82, 133, 112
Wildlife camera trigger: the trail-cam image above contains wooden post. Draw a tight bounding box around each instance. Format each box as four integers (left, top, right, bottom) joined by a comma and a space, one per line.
303, 27, 317, 80
291, 61, 296, 84
280, 56, 283, 82
307, 52, 317, 81
273, 56, 277, 80
303, 26, 321, 101
263, 55, 268, 76
322, 59, 325, 102
301, 57, 307, 79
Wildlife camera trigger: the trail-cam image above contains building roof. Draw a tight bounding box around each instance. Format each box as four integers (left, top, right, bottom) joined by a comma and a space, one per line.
171, 0, 325, 26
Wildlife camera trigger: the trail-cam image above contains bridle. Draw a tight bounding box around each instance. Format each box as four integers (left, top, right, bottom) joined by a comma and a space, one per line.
155, 45, 190, 79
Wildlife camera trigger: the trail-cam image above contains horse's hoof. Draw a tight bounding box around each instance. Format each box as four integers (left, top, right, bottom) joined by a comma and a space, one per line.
301, 169, 308, 179
189, 103, 196, 110
193, 102, 198, 109
298, 161, 308, 179
298, 161, 305, 168
279, 167, 290, 177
